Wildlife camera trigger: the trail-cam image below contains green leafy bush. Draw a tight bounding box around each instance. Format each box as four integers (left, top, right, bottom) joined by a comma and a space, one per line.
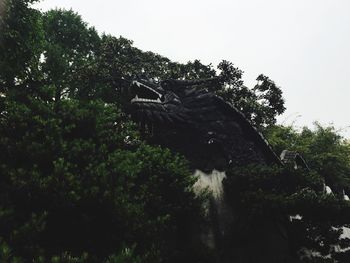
224, 165, 350, 262
0, 98, 204, 262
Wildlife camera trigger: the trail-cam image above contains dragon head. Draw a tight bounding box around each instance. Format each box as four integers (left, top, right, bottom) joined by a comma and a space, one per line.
130, 79, 182, 106
129, 78, 219, 125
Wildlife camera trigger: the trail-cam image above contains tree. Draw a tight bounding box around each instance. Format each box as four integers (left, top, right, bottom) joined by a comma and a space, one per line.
41, 9, 101, 102
0, 3, 206, 262
40, 8, 286, 129
0, 95, 206, 262
4, 2, 348, 262
224, 164, 350, 262
216, 60, 286, 129
0, 0, 44, 98
261, 124, 350, 262
266, 123, 350, 194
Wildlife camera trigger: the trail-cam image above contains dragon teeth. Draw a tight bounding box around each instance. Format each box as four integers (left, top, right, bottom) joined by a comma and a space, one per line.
132, 81, 141, 87
131, 96, 162, 103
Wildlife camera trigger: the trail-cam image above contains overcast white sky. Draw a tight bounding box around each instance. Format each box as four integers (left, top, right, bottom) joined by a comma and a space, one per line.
33, 0, 350, 138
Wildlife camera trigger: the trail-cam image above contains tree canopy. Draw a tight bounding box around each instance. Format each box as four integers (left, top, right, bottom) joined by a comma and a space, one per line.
266, 124, 350, 194
0, 3, 207, 262
0, 1, 349, 262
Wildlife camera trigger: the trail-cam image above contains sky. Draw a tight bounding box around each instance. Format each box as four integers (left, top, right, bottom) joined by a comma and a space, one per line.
33, 0, 350, 138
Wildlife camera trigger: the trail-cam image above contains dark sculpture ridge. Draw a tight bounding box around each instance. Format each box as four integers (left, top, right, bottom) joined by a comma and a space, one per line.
129, 77, 281, 170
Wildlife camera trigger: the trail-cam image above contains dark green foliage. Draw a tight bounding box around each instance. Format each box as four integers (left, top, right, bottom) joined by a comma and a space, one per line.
0, 96, 205, 261
224, 165, 350, 262
97, 34, 217, 81
0, 3, 205, 262
0, 0, 44, 95
216, 60, 286, 129
1, 1, 349, 262
41, 9, 101, 101
264, 124, 350, 261
266, 124, 350, 194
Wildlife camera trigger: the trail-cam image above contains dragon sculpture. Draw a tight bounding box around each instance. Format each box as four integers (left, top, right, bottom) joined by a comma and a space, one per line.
127, 77, 350, 262
128, 78, 281, 171
127, 78, 294, 263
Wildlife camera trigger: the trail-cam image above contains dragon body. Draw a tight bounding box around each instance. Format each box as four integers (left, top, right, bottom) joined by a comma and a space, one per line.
129, 78, 280, 171
128, 78, 292, 262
